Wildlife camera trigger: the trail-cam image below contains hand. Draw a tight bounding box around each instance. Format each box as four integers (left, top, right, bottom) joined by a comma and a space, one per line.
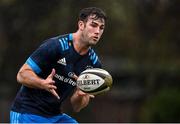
70, 73, 94, 112
42, 68, 60, 99
75, 88, 95, 110
77, 89, 95, 99
75, 75, 94, 104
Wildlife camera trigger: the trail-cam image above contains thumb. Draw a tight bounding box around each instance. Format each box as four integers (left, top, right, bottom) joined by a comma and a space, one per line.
78, 90, 86, 96
48, 68, 56, 79
73, 74, 78, 81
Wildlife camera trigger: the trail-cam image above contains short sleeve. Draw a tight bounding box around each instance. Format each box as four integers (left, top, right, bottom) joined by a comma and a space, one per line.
25, 39, 59, 74
89, 49, 102, 68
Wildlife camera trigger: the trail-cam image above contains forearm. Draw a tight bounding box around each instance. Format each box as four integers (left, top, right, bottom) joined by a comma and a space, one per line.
17, 64, 44, 89
70, 91, 83, 112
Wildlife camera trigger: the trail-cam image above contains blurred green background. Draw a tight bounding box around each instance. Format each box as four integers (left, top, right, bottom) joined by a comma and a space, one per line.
0, 0, 180, 122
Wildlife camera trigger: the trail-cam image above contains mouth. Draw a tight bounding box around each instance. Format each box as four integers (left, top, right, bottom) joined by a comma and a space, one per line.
93, 36, 99, 41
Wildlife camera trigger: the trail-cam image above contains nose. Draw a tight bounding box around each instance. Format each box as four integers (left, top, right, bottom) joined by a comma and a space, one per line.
95, 27, 100, 34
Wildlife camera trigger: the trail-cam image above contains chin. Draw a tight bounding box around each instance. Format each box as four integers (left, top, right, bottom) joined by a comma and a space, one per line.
92, 39, 99, 44
90, 41, 98, 46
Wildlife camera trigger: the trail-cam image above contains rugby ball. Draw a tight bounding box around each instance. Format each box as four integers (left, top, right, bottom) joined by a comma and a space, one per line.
77, 68, 113, 95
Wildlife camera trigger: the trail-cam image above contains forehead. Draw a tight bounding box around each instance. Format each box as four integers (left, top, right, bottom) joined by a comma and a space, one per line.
87, 15, 105, 25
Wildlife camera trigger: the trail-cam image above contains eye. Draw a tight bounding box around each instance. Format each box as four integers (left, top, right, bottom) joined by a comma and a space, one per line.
91, 23, 97, 27
100, 26, 105, 30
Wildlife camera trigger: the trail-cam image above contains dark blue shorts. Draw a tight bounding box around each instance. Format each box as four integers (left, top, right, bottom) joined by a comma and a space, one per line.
10, 111, 78, 123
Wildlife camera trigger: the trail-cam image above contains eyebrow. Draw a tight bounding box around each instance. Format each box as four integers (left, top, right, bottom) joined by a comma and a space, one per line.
91, 20, 105, 27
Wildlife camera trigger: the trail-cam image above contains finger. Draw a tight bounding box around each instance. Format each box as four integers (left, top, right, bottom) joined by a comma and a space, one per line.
73, 74, 78, 80
78, 91, 94, 98
77, 90, 87, 96
49, 80, 55, 84
48, 68, 56, 79
49, 85, 57, 90
89, 94, 95, 98
50, 89, 60, 99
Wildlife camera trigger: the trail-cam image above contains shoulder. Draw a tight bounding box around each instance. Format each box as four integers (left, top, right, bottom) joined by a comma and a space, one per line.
88, 48, 101, 67
49, 33, 73, 53
40, 33, 72, 52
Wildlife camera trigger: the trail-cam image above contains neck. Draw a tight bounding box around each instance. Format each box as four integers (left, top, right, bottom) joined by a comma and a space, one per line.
72, 31, 90, 55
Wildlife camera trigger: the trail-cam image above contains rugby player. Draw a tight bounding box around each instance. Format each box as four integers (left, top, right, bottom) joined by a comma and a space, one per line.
10, 7, 106, 123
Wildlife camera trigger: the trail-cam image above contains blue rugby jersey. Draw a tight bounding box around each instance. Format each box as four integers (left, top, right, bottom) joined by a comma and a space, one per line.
11, 33, 101, 117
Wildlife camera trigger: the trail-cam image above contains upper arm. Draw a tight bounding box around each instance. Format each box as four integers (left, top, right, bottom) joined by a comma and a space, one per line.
17, 63, 35, 83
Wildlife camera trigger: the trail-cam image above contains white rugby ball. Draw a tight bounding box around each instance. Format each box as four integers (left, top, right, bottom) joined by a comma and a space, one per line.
77, 68, 113, 95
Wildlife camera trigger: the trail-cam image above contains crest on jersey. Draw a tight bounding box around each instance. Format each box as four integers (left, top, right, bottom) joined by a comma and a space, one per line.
85, 65, 93, 69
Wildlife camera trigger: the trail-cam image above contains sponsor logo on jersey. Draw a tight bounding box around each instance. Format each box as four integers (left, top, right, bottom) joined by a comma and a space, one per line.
57, 58, 66, 66
54, 73, 76, 86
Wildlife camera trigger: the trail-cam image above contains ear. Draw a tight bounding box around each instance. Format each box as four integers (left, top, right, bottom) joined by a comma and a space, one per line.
78, 21, 85, 31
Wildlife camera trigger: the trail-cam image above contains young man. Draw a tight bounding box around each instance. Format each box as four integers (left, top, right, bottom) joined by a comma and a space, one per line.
10, 7, 106, 123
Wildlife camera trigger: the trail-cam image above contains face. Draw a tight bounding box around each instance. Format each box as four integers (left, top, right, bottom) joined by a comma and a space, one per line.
79, 15, 105, 46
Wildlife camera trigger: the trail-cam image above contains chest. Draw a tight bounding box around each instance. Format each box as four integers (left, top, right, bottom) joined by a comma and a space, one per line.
54, 53, 92, 78
52, 51, 93, 93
